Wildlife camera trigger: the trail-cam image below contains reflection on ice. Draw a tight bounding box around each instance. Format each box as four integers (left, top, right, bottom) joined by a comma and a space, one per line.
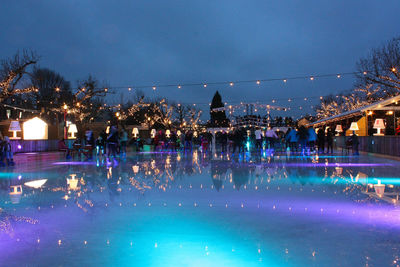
1, 151, 400, 266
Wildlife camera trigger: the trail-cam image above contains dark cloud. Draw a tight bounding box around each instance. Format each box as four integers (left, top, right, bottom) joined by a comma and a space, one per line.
1, 0, 400, 118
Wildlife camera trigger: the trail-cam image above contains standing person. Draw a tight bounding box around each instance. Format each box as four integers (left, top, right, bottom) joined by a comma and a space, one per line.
232, 129, 242, 154
120, 128, 128, 156
107, 126, 119, 162
351, 131, 359, 156
179, 131, 185, 150
287, 128, 299, 152
96, 135, 105, 157
317, 129, 325, 154
100, 129, 107, 155
297, 126, 309, 155
185, 131, 193, 151
84, 129, 95, 160
326, 128, 334, 154
3, 136, 14, 166
284, 128, 292, 151
201, 133, 209, 153
254, 128, 263, 151
307, 127, 317, 153
221, 131, 228, 152
265, 127, 278, 149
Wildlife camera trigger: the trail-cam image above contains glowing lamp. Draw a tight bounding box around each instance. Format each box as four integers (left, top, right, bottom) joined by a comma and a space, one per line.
68, 124, 78, 139
132, 128, 139, 138
166, 129, 171, 138
24, 179, 47, 189
193, 131, 198, 137
132, 165, 139, 174
335, 125, 343, 136
67, 174, 79, 190
106, 126, 110, 134
23, 117, 48, 140
374, 180, 385, 197
151, 129, 156, 138
9, 120, 21, 139
373, 118, 385, 136
9, 185, 22, 204
349, 122, 359, 131
177, 130, 181, 137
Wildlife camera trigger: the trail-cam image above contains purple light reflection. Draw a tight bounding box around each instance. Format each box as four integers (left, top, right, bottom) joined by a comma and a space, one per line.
52, 162, 97, 165
275, 163, 393, 167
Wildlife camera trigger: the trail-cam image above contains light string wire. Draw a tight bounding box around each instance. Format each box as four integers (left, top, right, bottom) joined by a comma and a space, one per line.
90, 71, 360, 91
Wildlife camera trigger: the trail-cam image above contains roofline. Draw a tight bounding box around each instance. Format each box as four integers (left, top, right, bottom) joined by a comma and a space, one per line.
309, 94, 400, 127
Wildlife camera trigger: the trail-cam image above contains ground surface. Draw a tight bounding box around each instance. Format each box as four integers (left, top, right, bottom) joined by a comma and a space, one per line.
1, 151, 400, 266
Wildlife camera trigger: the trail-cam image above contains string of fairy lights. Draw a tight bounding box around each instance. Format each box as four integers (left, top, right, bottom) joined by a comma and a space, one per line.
98, 71, 361, 91
1, 69, 375, 118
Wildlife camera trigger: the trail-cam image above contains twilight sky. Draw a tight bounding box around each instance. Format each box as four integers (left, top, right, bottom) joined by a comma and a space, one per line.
1, 0, 400, 118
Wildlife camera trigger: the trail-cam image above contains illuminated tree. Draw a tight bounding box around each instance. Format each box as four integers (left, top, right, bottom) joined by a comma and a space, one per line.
0, 50, 39, 102
209, 91, 229, 127
356, 37, 400, 92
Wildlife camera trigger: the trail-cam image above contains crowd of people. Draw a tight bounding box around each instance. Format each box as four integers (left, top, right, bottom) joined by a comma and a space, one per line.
56, 124, 361, 161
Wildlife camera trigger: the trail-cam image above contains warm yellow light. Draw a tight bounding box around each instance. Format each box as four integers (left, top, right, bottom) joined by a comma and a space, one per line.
115, 112, 120, 117
23, 117, 48, 140
387, 111, 394, 115
63, 104, 68, 110
367, 111, 373, 115
229, 82, 234, 86
392, 67, 396, 72
68, 124, 78, 139
310, 77, 314, 81
132, 128, 139, 137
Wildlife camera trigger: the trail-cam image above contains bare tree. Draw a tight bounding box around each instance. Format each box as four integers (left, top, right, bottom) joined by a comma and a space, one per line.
31, 67, 72, 111
356, 37, 400, 92
0, 50, 39, 102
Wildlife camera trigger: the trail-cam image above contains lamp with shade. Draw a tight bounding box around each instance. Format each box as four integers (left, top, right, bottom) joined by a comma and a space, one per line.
9, 120, 21, 139
373, 118, 385, 136
132, 127, 139, 138
68, 124, 78, 139
335, 125, 343, 136
349, 122, 359, 131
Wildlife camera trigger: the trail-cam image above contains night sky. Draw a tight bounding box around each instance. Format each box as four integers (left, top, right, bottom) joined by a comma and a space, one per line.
1, 0, 400, 118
